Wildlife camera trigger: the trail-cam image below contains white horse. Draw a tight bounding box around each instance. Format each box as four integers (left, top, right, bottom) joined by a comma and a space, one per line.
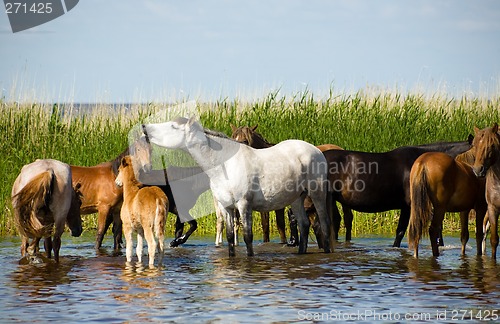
11, 159, 83, 262
143, 117, 333, 256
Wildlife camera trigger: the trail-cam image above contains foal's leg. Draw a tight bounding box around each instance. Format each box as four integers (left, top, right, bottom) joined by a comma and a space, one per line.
136, 229, 144, 264
275, 208, 287, 244
157, 227, 165, 268
123, 222, 134, 263
459, 210, 470, 255
143, 227, 157, 267
260, 212, 270, 243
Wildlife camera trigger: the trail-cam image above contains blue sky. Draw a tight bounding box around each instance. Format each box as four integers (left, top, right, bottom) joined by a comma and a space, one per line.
1, 0, 500, 103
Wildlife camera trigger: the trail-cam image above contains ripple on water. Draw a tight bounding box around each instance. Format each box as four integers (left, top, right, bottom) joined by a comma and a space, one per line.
0, 235, 499, 322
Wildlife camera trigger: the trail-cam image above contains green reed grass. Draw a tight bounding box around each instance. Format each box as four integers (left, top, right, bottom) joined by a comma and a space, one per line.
1, 89, 499, 241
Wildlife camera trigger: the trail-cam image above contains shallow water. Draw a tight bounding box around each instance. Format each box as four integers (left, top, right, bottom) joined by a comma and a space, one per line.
1, 234, 499, 323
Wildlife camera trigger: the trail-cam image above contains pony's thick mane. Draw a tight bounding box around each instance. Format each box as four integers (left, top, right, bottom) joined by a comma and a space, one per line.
456, 149, 475, 165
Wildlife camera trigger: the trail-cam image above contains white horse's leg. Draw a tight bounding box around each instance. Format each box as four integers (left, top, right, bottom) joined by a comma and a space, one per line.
222, 204, 236, 257
291, 195, 309, 254
234, 210, 240, 246
215, 202, 224, 246
309, 190, 333, 253
238, 202, 254, 256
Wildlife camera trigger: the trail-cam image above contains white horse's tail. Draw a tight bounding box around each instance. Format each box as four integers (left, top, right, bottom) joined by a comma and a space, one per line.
154, 196, 168, 239
12, 170, 56, 238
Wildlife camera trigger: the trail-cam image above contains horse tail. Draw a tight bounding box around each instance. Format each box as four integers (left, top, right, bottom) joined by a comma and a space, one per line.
408, 161, 433, 250
154, 195, 168, 239
12, 170, 56, 238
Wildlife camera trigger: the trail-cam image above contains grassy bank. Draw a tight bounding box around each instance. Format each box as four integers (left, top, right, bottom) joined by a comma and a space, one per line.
1, 90, 499, 240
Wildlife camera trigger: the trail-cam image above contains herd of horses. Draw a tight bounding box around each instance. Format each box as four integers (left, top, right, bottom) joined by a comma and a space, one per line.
10, 115, 500, 266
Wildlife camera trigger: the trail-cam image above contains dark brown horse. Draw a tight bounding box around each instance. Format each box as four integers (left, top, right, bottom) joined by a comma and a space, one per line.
472, 123, 500, 258
407, 151, 486, 257
322, 137, 473, 248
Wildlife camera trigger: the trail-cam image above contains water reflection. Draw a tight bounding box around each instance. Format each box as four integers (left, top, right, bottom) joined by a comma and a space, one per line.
9, 256, 81, 302
1, 236, 499, 323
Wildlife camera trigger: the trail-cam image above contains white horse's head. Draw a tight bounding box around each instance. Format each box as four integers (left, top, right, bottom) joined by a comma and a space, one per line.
142, 117, 206, 151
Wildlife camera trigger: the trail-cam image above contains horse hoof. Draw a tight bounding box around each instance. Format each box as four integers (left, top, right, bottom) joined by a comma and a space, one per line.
170, 239, 185, 248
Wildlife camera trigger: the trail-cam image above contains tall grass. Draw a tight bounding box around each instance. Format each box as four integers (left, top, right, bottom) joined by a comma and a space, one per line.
1, 89, 499, 239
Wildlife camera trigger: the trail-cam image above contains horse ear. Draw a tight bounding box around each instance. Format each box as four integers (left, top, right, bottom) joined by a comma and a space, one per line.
230, 124, 237, 132
252, 124, 258, 131
492, 123, 499, 134
474, 126, 480, 135
467, 134, 474, 145
121, 157, 128, 167
74, 183, 83, 199
187, 116, 197, 126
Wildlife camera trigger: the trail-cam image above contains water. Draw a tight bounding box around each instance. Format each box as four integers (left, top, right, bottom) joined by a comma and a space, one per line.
1, 234, 499, 323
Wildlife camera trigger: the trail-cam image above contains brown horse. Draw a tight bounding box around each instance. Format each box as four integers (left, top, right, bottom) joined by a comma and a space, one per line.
115, 156, 167, 267
471, 123, 500, 258
11, 159, 83, 262
71, 133, 152, 250
230, 125, 352, 245
408, 151, 486, 257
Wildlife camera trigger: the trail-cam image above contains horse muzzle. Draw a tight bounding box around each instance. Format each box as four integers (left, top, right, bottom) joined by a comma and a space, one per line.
473, 165, 487, 178
142, 163, 152, 173
71, 225, 83, 237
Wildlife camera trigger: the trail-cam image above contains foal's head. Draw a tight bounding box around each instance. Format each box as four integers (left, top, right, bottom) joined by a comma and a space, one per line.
115, 156, 137, 188
472, 123, 500, 177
